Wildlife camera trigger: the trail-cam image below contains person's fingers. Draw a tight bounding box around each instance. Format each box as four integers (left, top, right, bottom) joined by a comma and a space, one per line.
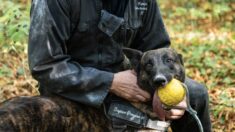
176, 97, 187, 107
111, 70, 151, 102
173, 97, 187, 110
172, 109, 185, 116
165, 109, 185, 120
119, 88, 146, 102
177, 101, 186, 107
129, 89, 150, 102
137, 89, 151, 100
130, 70, 137, 75
172, 105, 187, 110
167, 116, 182, 120
136, 95, 146, 102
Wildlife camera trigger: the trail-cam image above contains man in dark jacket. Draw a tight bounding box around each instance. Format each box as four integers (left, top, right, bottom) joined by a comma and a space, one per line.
28, 0, 211, 131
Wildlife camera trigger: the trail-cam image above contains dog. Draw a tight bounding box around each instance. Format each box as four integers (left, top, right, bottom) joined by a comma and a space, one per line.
0, 48, 185, 131
0, 95, 112, 132
123, 47, 185, 120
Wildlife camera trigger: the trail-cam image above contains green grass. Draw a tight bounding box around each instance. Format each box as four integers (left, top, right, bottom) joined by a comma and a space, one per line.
0, 0, 235, 131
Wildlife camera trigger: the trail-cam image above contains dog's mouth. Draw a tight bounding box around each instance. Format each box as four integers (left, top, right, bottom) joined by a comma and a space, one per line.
150, 76, 182, 121
150, 76, 172, 121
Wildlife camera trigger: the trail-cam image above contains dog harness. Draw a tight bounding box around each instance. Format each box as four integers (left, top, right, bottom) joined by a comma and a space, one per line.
104, 98, 170, 131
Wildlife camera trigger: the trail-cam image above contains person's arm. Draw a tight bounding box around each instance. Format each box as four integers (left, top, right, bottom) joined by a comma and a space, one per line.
130, 0, 171, 51
28, 0, 114, 107
29, 0, 150, 107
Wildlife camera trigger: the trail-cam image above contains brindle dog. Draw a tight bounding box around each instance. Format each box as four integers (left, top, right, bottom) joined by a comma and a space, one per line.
0, 96, 111, 132
123, 48, 185, 118
0, 48, 185, 132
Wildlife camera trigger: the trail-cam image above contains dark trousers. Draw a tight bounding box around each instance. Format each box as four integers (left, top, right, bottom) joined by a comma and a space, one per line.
171, 77, 212, 132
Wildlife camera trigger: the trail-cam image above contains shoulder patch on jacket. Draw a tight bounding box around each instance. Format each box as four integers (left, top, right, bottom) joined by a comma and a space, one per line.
135, 1, 148, 11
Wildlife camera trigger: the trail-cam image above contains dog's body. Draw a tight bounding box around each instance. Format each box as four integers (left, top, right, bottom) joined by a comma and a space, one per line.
0, 96, 111, 132
0, 48, 185, 131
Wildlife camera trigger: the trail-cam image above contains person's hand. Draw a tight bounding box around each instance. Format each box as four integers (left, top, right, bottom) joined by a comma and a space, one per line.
165, 97, 187, 120
110, 70, 151, 102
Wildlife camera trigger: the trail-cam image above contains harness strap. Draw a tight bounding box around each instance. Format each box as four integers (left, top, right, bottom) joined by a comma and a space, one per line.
105, 101, 170, 131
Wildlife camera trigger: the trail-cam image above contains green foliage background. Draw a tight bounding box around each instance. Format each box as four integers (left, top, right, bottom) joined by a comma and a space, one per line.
0, 0, 234, 131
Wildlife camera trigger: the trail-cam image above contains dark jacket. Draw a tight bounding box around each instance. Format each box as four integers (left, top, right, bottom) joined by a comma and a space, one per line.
28, 0, 170, 107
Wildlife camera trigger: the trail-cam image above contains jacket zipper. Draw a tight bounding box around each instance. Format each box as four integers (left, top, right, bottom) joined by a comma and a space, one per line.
98, 48, 102, 66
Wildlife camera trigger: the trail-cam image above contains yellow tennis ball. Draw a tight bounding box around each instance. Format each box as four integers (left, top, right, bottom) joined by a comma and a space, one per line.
157, 78, 185, 107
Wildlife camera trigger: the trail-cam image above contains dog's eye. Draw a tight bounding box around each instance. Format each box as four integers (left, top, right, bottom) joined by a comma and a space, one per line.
166, 59, 175, 63
145, 63, 153, 71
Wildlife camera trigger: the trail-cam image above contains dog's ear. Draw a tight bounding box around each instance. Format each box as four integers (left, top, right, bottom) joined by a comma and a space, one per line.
122, 47, 143, 71
178, 53, 184, 66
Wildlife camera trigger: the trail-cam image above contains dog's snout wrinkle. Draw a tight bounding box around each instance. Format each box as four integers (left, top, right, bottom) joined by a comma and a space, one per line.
153, 75, 167, 87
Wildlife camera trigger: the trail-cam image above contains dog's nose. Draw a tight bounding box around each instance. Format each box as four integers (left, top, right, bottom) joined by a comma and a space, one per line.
153, 75, 167, 86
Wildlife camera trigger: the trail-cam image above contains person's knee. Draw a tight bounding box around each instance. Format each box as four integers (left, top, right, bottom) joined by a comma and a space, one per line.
185, 77, 208, 95
184, 77, 209, 106
172, 78, 211, 132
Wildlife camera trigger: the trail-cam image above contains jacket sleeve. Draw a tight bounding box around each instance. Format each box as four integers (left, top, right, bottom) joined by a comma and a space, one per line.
130, 0, 171, 51
28, 0, 113, 107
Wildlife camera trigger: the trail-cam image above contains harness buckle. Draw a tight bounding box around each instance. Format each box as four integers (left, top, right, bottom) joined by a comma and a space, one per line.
145, 119, 170, 132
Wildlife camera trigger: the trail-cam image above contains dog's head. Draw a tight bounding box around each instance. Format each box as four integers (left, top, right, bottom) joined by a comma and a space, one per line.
123, 48, 185, 94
